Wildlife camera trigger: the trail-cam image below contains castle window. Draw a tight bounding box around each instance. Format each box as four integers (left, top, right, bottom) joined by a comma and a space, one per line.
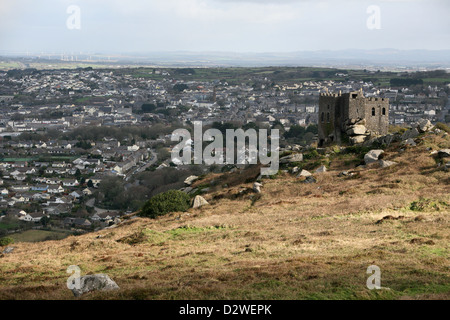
372, 107, 375, 116
382, 107, 386, 116
352, 94, 358, 99
327, 113, 330, 122
321, 112, 324, 123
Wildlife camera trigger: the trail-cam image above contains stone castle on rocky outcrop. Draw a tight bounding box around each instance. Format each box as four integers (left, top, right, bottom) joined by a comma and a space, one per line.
318, 90, 389, 145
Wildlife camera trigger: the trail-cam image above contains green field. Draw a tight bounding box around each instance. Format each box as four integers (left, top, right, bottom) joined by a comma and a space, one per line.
123, 67, 450, 88
423, 78, 450, 84
0, 222, 20, 230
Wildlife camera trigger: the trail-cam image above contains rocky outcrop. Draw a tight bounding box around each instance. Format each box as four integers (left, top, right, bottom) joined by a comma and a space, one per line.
280, 153, 303, 163
379, 160, 397, 168
402, 138, 417, 147
346, 125, 367, 136
345, 118, 366, 127
315, 165, 327, 173
192, 195, 209, 208
184, 175, 199, 186
416, 119, 434, 133
181, 187, 193, 194
350, 135, 367, 144
364, 150, 384, 165
302, 176, 317, 183
401, 128, 420, 141
344, 118, 370, 145
253, 182, 263, 194
438, 149, 450, 158
297, 169, 312, 177
71, 274, 119, 298
2, 247, 14, 254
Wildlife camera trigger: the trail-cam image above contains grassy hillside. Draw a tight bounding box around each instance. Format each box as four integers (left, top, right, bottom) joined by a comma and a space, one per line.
0, 131, 449, 300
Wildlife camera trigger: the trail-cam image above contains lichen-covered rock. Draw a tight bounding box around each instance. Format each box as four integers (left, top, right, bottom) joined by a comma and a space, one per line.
402, 138, 416, 147
401, 128, 419, 140
302, 176, 317, 184
350, 135, 367, 144
2, 247, 14, 254
416, 119, 434, 133
71, 274, 119, 298
364, 150, 384, 165
192, 195, 209, 208
280, 153, 303, 163
184, 175, 198, 186
253, 182, 263, 193
346, 125, 367, 136
345, 118, 366, 126
379, 160, 397, 168
438, 149, 450, 158
297, 169, 312, 177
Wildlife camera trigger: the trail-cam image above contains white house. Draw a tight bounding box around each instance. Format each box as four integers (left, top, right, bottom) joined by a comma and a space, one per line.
90, 213, 101, 221
69, 191, 82, 199
20, 211, 46, 222
46, 178, 61, 185
91, 211, 120, 221
127, 145, 140, 152
62, 179, 79, 187
82, 188, 93, 196
47, 185, 64, 194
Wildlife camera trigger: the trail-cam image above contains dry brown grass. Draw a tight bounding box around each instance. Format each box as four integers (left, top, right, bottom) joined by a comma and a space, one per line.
0, 133, 449, 300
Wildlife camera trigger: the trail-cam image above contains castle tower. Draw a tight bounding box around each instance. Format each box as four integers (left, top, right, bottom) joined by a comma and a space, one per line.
318, 91, 389, 146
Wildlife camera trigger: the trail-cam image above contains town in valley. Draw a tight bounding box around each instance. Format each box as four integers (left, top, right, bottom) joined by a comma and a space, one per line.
0, 60, 449, 242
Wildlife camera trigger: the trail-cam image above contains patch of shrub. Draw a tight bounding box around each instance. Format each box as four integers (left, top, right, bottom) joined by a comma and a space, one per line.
303, 149, 320, 160
435, 122, 450, 133
0, 237, 14, 246
250, 194, 262, 206
117, 230, 147, 245
410, 198, 449, 212
140, 190, 190, 219
344, 145, 372, 159
389, 125, 408, 135
218, 164, 261, 187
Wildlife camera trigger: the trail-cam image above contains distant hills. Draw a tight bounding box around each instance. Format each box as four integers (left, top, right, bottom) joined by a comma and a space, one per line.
1, 49, 449, 70
124, 49, 450, 69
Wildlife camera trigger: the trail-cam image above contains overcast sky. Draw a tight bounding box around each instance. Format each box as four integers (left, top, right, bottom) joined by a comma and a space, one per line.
0, 0, 449, 54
